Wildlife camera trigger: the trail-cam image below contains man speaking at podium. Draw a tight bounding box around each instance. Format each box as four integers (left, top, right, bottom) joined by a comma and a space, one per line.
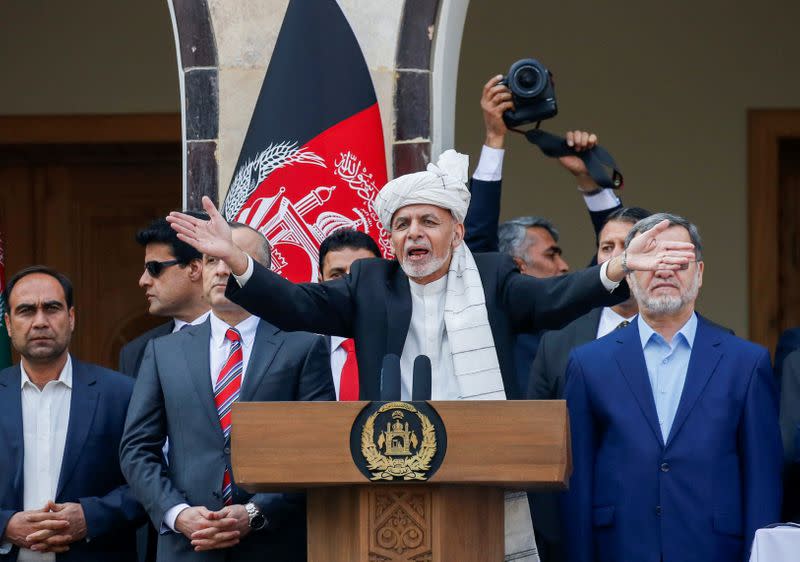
167, 150, 695, 561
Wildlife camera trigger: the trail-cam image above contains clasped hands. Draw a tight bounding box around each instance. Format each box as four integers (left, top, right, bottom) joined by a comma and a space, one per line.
175, 505, 250, 552
5, 501, 87, 554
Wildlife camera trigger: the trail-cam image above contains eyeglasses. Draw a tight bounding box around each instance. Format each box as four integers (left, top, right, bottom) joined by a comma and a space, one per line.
144, 259, 180, 278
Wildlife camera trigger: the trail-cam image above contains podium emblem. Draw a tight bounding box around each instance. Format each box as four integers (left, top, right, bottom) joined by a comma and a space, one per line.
351, 401, 447, 481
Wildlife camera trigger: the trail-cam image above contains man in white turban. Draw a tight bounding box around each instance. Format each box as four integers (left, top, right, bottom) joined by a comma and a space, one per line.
167, 150, 696, 561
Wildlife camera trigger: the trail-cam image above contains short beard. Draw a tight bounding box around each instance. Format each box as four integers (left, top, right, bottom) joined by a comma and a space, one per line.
400, 249, 450, 280
630, 271, 700, 316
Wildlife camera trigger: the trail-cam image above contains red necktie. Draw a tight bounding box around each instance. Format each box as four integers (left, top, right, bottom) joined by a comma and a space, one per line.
214, 328, 243, 505
339, 338, 359, 401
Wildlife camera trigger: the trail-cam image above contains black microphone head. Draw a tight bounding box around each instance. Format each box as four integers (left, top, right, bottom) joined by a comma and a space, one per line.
380, 353, 402, 401
412, 355, 432, 401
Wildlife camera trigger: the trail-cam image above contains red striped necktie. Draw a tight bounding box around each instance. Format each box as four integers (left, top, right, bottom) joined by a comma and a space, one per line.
339, 338, 359, 401
214, 327, 243, 505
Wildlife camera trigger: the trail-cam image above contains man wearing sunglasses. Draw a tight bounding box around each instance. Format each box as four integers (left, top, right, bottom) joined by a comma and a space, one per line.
120, 222, 334, 562
118, 213, 211, 379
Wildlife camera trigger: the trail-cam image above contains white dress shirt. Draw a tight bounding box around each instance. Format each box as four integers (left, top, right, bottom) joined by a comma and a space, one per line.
400, 276, 460, 400
329, 336, 348, 400
596, 307, 637, 339
162, 313, 260, 533
16, 356, 73, 562
172, 310, 211, 333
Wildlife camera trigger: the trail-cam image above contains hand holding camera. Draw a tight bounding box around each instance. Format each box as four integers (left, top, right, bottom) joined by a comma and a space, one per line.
480, 75, 513, 149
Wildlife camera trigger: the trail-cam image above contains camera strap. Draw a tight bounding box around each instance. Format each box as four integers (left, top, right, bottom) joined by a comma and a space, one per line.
524, 128, 624, 190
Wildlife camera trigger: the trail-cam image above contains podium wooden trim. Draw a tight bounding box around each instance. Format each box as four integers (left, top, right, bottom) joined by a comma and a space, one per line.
232, 401, 571, 561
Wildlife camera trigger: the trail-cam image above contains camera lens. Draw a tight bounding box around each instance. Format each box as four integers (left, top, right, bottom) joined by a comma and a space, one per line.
517, 68, 538, 89
512, 64, 544, 97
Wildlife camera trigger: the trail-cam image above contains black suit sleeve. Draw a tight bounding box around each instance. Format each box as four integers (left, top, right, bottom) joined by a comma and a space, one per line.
588, 203, 622, 241
118, 342, 135, 376
500, 257, 627, 334
528, 332, 553, 400
776, 328, 800, 381
781, 351, 800, 465
297, 335, 336, 402
226, 259, 357, 337
464, 178, 502, 253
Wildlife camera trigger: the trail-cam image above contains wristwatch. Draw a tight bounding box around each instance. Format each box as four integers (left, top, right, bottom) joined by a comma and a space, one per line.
245, 502, 267, 530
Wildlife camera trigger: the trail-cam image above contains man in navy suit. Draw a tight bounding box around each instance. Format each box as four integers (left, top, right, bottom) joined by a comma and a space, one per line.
562, 213, 782, 562
0, 266, 144, 561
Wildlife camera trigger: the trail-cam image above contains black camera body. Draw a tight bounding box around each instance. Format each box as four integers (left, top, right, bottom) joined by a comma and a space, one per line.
501, 58, 557, 128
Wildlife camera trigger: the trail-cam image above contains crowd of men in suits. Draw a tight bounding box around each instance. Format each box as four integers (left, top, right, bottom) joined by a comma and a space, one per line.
0, 74, 796, 562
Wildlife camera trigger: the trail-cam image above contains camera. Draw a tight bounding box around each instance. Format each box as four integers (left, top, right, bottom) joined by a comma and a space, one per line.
501, 58, 557, 128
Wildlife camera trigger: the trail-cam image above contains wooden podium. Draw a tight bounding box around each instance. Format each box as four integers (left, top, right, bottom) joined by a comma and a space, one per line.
232, 401, 570, 562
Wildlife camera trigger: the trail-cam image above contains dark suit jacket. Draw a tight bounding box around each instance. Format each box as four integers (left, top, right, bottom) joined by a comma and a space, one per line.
0, 360, 145, 561
463, 177, 622, 256
562, 317, 783, 562
775, 327, 800, 383
464, 177, 621, 393
780, 350, 800, 521
118, 321, 173, 377
226, 252, 627, 401
119, 318, 334, 562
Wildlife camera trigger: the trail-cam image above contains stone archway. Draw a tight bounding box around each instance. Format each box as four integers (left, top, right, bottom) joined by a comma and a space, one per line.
168, 0, 219, 209
169, 0, 472, 198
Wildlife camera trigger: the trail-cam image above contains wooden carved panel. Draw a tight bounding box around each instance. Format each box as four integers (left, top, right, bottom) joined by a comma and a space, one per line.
368, 489, 433, 562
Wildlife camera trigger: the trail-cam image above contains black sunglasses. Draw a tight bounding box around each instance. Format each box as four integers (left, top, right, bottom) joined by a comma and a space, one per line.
144, 259, 181, 278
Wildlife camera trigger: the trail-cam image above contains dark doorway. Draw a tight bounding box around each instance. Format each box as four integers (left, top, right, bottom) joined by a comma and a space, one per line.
0, 115, 181, 368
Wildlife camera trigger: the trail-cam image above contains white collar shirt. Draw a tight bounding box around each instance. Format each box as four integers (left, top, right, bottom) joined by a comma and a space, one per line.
329, 336, 348, 400
173, 310, 211, 333
401, 275, 460, 400
19, 355, 73, 562
596, 307, 637, 339
208, 312, 260, 388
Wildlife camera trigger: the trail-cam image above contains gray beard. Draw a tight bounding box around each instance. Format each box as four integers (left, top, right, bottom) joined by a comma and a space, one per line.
400, 250, 450, 280
630, 273, 700, 316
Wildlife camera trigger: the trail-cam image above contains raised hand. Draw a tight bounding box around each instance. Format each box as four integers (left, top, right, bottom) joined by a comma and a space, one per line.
559, 130, 599, 192
610, 219, 695, 280
167, 196, 249, 275
481, 75, 513, 149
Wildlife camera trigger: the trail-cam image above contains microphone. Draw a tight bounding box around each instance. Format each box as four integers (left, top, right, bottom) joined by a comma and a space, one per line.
412, 355, 432, 401
379, 354, 401, 401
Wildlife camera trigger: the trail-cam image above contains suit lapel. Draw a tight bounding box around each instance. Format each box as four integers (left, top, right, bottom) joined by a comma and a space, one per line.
384, 266, 412, 358
0, 366, 24, 497
57, 360, 98, 498
665, 319, 722, 448
183, 320, 223, 432
614, 323, 665, 447
573, 307, 603, 345
239, 320, 281, 402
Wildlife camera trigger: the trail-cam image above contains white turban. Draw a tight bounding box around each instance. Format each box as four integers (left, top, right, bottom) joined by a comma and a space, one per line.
374, 149, 471, 231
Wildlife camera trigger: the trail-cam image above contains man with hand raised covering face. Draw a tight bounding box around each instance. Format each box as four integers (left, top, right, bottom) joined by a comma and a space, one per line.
561, 213, 782, 562
167, 150, 696, 561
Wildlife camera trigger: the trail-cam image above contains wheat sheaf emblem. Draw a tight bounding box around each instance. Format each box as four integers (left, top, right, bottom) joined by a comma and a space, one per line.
361, 401, 437, 481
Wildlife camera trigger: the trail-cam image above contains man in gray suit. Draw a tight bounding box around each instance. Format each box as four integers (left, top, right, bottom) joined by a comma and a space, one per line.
120, 222, 334, 561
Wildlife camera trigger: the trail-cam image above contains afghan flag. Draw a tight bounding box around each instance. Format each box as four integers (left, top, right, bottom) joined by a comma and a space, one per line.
0, 233, 11, 369
222, 0, 390, 282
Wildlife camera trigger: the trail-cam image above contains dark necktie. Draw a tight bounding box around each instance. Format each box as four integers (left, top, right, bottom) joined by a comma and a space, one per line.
615, 320, 631, 330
